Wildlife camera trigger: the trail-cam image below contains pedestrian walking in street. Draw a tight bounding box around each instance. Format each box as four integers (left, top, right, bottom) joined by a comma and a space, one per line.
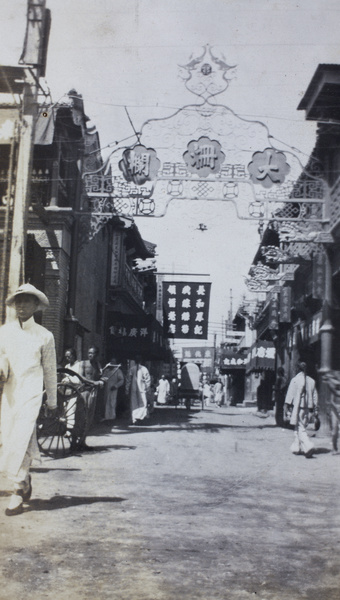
156, 374, 170, 405
126, 354, 151, 425
169, 377, 179, 406
100, 357, 124, 422
274, 366, 288, 427
322, 370, 340, 454
256, 372, 273, 417
61, 347, 104, 451
214, 379, 224, 407
61, 347, 83, 436
284, 360, 319, 458
82, 346, 102, 381
78, 346, 103, 451
67, 346, 104, 452
0, 284, 58, 516
203, 381, 212, 406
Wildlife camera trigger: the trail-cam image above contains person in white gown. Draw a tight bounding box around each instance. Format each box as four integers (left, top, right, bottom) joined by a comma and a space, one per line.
126, 355, 151, 424
0, 284, 57, 516
156, 374, 170, 405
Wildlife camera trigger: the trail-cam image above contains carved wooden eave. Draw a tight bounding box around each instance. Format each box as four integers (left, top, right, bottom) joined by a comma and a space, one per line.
297, 64, 340, 122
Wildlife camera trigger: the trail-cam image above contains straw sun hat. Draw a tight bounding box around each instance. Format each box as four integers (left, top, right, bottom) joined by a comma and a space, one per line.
5, 283, 49, 311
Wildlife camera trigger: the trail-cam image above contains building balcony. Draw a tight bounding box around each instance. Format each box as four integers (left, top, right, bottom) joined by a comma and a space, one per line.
123, 263, 144, 307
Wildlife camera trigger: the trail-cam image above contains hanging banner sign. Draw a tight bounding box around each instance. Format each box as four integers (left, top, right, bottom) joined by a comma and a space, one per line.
163, 282, 211, 339
107, 313, 167, 354
312, 252, 325, 299
183, 136, 225, 178
269, 293, 279, 330
279, 286, 291, 322
119, 144, 160, 185
110, 232, 123, 285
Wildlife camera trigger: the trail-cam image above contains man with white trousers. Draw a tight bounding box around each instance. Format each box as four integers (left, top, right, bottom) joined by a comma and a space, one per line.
284, 360, 318, 459
0, 284, 57, 515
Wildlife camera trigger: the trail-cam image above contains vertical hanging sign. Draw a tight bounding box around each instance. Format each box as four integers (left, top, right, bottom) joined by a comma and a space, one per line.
156, 276, 164, 323
312, 252, 325, 299
110, 232, 123, 285
162, 282, 211, 339
279, 286, 292, 323
269, 292, 279, 329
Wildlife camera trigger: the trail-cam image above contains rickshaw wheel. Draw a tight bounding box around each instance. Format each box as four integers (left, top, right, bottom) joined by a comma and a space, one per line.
37, 383, 86, 457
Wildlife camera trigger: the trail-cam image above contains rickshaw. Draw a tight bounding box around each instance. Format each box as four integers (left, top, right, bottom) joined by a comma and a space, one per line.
37, 367, 99, 457
179, 362, 203, 410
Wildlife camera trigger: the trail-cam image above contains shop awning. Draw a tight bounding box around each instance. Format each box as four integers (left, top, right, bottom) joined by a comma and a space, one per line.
246, 340, 276, 373
106, 311, 170, 360
220, 348, 248, 373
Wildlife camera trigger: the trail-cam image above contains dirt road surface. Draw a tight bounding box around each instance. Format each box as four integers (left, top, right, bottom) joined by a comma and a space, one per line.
0, 404, 339, 600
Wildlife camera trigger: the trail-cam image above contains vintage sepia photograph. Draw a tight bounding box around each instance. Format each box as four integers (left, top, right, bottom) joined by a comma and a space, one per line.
0, 0, 339, 598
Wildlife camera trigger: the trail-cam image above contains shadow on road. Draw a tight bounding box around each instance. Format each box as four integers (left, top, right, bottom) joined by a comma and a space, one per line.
0, 490, 12, 497
31, 467, 82, 472
69, 444, 137, 456
314, 447, 332, 455
25, 494, 126, 512
90, 407, 279, 435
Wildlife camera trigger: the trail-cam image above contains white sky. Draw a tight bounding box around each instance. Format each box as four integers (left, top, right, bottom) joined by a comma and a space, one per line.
1, 0, 340, 345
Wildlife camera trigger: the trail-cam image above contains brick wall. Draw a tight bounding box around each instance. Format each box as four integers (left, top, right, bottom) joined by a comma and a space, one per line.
74, 225, 109, 362
42, 247, 70, 363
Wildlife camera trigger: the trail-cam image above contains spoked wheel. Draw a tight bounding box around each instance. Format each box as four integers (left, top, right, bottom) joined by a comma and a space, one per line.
37, 383, 86, 457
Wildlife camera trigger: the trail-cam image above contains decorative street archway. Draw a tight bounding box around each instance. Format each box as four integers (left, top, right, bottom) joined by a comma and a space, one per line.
81, 45, 329, 251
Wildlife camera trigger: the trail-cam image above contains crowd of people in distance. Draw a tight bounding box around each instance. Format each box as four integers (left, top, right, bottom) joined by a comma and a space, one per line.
203, 379, 225, 407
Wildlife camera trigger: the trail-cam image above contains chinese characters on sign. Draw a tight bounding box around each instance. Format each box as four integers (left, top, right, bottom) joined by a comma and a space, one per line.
163, 282, 211, 339
182, 347, 214, 368
220, 351, 247, 369
109, 324, 150, 339
247, 341, 276, 372
279, 286, 291, 322
119, 144, 160, 185
312, 252, 325, 299
248, 148, 290, 189
287, 313, 322, 349
107, 313, 166, 356
269, 292, 279, 330
183, 136, 225, 178
110, 233, 122, 285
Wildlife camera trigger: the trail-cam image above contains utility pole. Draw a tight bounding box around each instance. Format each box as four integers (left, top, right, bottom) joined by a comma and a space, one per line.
7, 71, 38, 294
228, 288, 233, 329
7, 1, 50, 300
213, 333, 217, 375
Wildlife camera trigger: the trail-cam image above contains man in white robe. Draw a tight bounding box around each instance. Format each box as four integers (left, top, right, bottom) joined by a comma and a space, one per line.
126, 355, 151, 424
156, 375, 170, 405
214, 379, 224, 407
284, 360, 318, 458
0, 284, 57, 515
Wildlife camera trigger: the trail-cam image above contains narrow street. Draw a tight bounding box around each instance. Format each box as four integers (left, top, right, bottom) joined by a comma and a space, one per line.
0, 404, 339, 600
